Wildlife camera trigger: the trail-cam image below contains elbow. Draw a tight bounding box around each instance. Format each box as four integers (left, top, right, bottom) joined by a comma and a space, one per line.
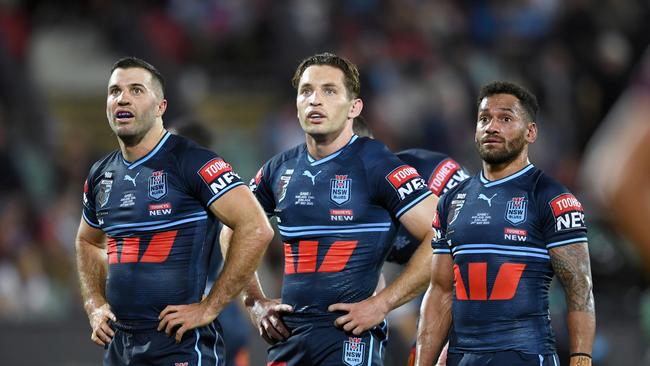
250, 219, 274, 248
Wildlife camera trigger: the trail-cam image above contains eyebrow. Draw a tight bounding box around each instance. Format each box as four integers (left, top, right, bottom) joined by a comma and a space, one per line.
300, 82, 339, 89
108, 82, 147, 90
479, 107, 516, 113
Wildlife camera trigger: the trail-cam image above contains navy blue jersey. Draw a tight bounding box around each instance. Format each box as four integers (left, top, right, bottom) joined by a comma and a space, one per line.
82, 132, 244, 323
250, 136, 432, 323
386, 149, 470, 265
431, 164, 588, 354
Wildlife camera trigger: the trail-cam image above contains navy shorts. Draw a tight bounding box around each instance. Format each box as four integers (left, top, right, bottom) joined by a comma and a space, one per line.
267, 320, 388, 366
447, 350, 560, 366
104, 320, 226, 366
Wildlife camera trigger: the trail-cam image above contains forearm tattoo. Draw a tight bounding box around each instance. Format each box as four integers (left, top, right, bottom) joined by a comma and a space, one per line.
550, 243, 595, 313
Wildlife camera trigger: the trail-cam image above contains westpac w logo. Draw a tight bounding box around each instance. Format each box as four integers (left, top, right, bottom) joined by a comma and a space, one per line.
342, 337, 366, 366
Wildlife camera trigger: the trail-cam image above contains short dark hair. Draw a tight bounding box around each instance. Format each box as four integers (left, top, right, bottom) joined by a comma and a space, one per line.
110, 57, 165, 97
477, 81, 538, 121
291, 52, 361, 99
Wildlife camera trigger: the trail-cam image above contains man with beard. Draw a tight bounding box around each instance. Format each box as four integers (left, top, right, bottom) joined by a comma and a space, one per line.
76, 57, 273, 365
415, 81, 596, 366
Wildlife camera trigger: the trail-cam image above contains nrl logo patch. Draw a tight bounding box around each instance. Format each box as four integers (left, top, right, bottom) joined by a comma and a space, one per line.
342, 337, 365, 366
98, 178, 113, 208
330, 175, 351, 205
505, 196, 527, 225
277, 169, 294, 203
149, 170, 168, 200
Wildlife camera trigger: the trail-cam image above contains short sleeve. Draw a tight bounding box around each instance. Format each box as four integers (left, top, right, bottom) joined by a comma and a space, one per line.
81, 176, 101, 228
182, 147, 245, 208
249, 163, 276, 216
427, 157, 471, 197
431, 196, 452, 255
541, 189, 588, 249
367, 148, 432, 219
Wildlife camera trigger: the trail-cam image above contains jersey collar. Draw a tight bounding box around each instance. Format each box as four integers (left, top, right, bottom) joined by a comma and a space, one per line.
480, 163, 535, 187
306, 134, 358, 167
122, 131, 172, 170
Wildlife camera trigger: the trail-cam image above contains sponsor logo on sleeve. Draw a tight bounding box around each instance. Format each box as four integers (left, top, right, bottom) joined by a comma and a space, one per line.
83, 179, 89, 205
428, 159, 470, 196
386, 165, 426, 200
504, 196, 527, 225
148, 170, 167, 200
330, 175, 351, 205
342, 337, 366, 366
198, 158, 241, 195
432, 210, 441, 241
504, 227, 528, 242
550, 193, 585, 231
249, 166, 264, 192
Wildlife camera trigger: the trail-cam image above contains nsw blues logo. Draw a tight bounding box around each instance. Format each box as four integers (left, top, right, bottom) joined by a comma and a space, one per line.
342, 337, 365, 366
330, 175, 351, 205
505, 196, 527, 225
149, 170, 168, 200
98, 178, 113, 208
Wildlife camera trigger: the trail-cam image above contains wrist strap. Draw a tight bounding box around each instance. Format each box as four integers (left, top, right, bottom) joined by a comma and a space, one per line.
569, 353, 592, 359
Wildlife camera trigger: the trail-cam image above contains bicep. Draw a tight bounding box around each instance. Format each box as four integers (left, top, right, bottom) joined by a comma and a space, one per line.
76, 218, 107, 249
398, 194, 438, 241
208, 185, 269, 230
549, 242, 594, 312
430, 253, 454, 292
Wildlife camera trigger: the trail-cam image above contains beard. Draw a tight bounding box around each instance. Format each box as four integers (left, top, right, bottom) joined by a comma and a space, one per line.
476, 133, 526, 165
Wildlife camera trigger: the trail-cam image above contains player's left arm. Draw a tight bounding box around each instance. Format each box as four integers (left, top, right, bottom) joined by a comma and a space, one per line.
158, 185, 274, 342
330, 194, 437, 334
549, 242, 596, 366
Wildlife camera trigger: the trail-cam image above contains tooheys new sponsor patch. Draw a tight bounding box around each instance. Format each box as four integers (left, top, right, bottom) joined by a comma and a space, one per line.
386, 165, 426, 200
429, 159, 464, 196
549, 193, 586, 231
198, 158, 240, 195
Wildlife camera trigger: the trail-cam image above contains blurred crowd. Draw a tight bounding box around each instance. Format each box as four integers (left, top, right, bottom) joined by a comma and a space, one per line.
0, 0, 649, 364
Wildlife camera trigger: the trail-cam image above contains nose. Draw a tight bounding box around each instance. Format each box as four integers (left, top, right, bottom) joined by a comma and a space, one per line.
483, 117, 500, 134
116, 92, 130, 106
308, 90, 322, 106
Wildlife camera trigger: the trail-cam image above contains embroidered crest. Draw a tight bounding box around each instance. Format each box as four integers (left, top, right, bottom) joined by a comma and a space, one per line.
277, 169, 294, 203
98, 178, 113, 208
330, 175, 351, 205
342, 337, 365, 366
149, 170, 168, 200
505, 196, 527, 225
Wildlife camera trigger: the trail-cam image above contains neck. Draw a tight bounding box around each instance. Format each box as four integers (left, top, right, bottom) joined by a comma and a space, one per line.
118, 122, 166, 162
305, 127, 354, 160
482, 151, 530, 181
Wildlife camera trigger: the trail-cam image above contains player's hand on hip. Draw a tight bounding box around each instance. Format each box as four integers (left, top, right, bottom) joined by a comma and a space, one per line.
88, 303, 116, 346
250, 298, 293, 344
158, 302, 215, 343
329, 296, 389, 335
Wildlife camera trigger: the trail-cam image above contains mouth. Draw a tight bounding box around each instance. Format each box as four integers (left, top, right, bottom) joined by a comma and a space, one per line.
114, 110, 135, 123
481, 136, 504, 145
306, 111, 326, 123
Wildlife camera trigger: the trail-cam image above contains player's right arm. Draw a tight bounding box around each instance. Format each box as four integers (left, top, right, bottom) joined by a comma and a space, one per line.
220, 226, 293, 344
414, 252, 453, 366
158, 185, 274, 342
75, 218, 116, 346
